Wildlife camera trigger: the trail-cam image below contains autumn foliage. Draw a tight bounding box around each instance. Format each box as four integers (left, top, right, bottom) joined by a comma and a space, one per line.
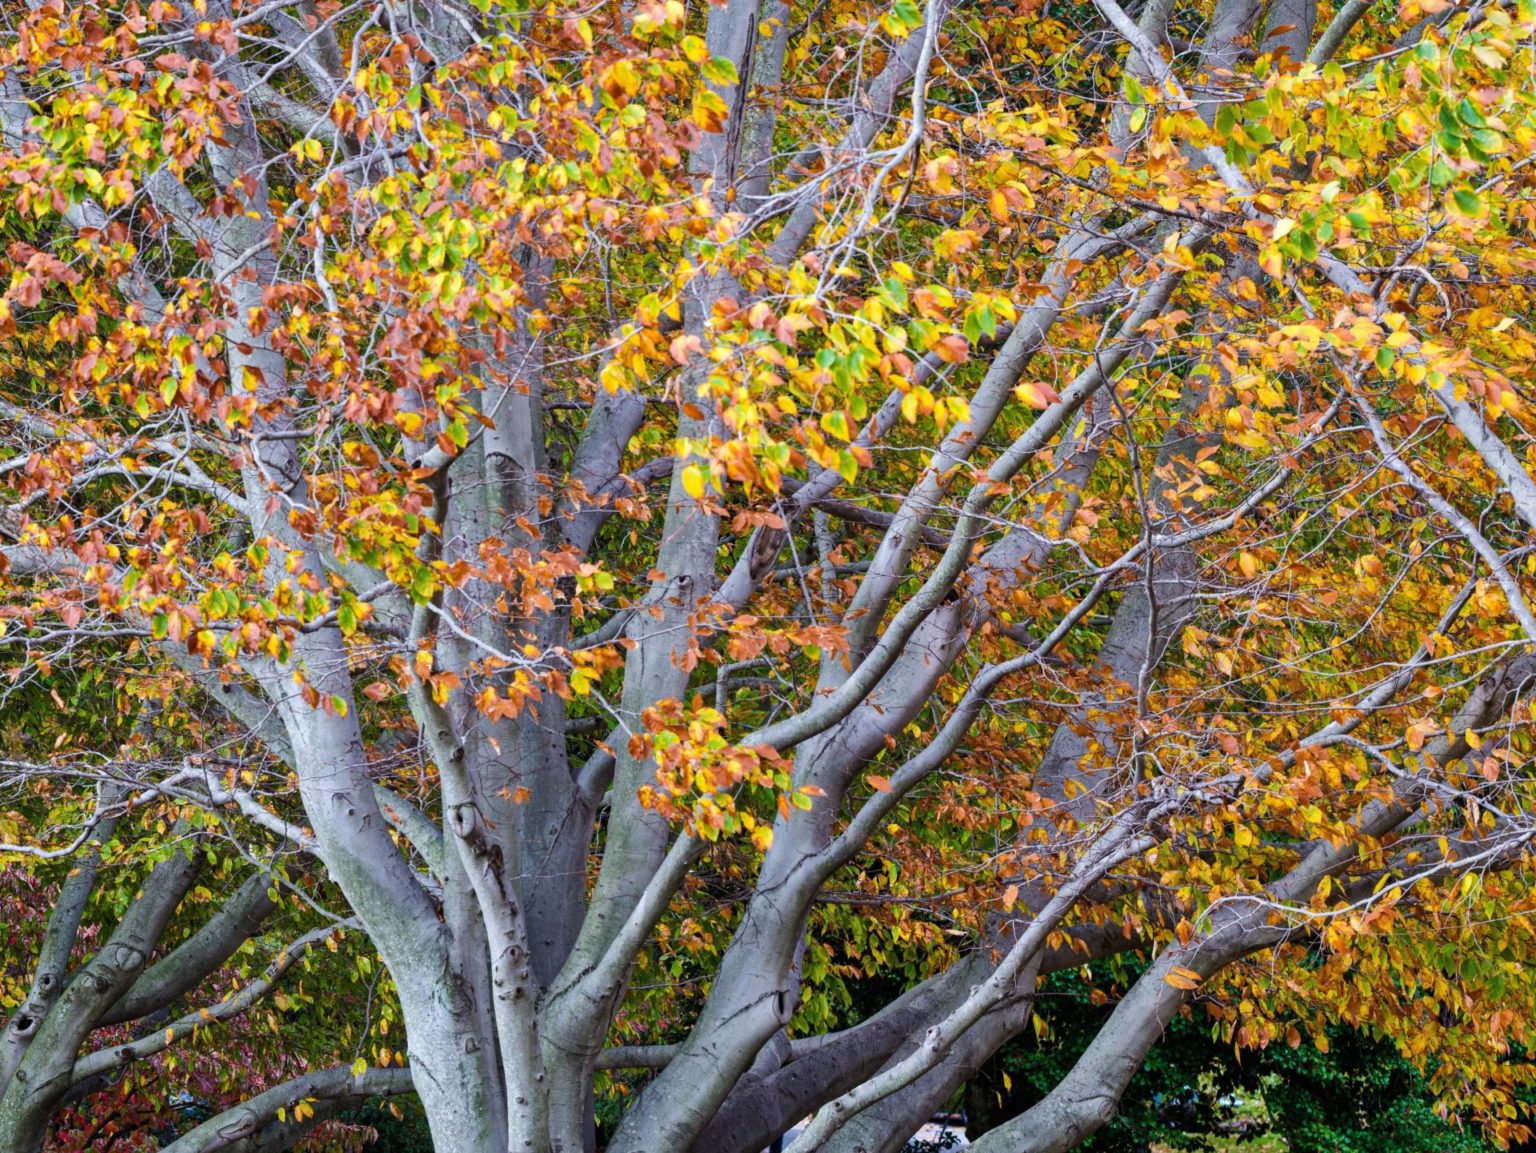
5, 0, 1536, 1151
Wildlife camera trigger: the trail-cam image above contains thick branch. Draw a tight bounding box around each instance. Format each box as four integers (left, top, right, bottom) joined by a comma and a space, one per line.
156, 1065, 415, 1153
97, 870, 280, 1028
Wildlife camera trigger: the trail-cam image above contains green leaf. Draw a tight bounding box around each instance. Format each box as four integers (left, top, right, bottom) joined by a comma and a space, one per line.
837, 449, 858, 483
701, 56, 739, 87
1452, 187, 1483, 216
889, 0, 922, 33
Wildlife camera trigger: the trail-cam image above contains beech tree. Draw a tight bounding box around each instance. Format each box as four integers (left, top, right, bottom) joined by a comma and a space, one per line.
0, 684, 414, 1152
6, 0, 1536, 1151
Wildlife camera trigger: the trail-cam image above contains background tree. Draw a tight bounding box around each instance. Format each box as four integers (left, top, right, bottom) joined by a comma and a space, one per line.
4, 1, 1536, 1152
966, 966, 1500, 1153
0, 676, 413, 1152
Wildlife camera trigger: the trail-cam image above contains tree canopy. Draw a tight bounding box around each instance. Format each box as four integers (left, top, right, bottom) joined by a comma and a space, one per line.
5, 0, 1536, 1151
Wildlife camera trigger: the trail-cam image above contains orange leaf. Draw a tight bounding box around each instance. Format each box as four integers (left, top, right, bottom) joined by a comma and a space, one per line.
1164, 965, 1201, 990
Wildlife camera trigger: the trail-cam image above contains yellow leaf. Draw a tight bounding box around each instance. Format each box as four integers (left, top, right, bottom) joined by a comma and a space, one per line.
681, 464, 707, 500
599, 360, 629, 394
609, 59, 640, 96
